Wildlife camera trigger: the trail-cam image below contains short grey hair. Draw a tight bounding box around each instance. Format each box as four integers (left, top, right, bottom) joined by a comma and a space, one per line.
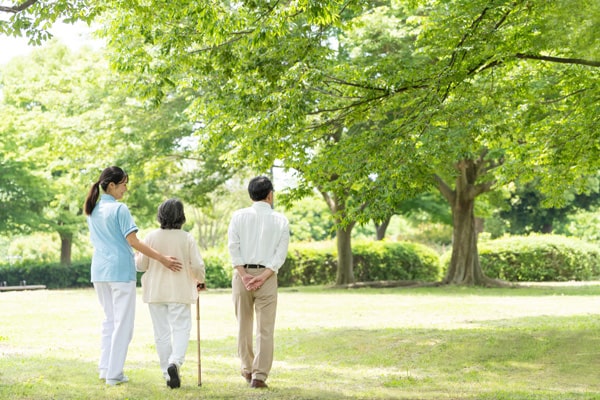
157, 198, 186, 229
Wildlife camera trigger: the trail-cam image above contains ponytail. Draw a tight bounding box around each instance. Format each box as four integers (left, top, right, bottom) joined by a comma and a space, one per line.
84, 166, 129, 216
84, 181, 101, 216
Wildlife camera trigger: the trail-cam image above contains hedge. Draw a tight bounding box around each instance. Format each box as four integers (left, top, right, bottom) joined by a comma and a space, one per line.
0, 261, 92, 289
8, 235, 598, 288
0, 240, 442, 289
478, 235, 600, 282
0, 258, 231, 289
277, 240, 442, 286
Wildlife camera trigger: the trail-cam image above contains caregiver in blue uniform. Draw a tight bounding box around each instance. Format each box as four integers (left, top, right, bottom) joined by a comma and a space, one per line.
84, 166, 182, 386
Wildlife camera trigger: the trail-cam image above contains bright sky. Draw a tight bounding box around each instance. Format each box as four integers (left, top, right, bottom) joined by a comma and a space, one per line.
0, 21, 101, 65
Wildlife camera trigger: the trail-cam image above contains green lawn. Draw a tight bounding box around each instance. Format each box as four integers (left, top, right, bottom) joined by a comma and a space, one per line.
1, 284, 600, 399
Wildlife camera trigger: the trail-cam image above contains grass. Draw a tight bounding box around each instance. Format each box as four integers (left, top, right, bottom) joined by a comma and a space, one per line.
1, 284, 600, 399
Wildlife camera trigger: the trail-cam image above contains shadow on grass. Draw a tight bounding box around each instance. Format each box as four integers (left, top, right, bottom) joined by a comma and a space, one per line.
1, 314, 599, 399
314, 282, 600, 297
0, 354, 358, 400
273, 314, 600, 399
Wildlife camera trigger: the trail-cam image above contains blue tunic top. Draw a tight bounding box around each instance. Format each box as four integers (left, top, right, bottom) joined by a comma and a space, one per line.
87, 194, 138, 282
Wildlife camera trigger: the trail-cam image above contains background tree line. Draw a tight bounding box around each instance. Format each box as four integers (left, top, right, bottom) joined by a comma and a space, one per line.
0, 0, 598, 286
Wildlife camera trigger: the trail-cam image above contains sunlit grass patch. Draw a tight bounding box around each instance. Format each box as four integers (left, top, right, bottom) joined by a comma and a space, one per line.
1, 286, 600, 399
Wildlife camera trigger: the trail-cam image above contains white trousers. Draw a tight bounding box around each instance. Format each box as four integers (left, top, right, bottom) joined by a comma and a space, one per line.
148, 303, 192, 380
94, 281, 136, 382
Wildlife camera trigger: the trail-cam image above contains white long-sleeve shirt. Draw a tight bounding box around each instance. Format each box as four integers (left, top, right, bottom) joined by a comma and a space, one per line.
228, 201, 290, 273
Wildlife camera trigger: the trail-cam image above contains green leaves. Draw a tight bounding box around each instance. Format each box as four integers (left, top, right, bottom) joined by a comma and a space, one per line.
0, 0, 99, 45
2, 0, 597, 278
0, 42, 222, 241
0, 156, 50, 234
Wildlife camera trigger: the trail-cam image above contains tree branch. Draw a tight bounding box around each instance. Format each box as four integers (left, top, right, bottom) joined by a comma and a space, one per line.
473, 148, 489, 176
307, 79, 428, 116
318, 74, 429, 99
516, 53, 600, 68
434, 174, 455, 204
541, 88, 590, 104
317, 186, 335, 213
307, 93, 387, 115
448, 5, 491, 69
0, 0, 38, 13
473, 180, 495, 196
323, 74, 389, 92
483, 157, 504, 174
189, 30, 252, 53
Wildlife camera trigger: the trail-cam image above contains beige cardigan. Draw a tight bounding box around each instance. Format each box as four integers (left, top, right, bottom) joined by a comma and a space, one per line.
136, 229, 205, 304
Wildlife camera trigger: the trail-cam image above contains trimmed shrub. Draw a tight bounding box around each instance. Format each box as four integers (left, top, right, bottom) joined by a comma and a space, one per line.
353, 241, 442, 282
0, 240, 443, 289
278, 241, 338, 286
0, 255, 233, 289
479, 235, 600, 282
0, 260, 92, 289
278, 240, 441, 286
202, 248, 233, 289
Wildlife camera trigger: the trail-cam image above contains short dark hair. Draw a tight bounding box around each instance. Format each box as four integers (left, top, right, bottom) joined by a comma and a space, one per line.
248, 176, 273, 201
157, 198, 186, 229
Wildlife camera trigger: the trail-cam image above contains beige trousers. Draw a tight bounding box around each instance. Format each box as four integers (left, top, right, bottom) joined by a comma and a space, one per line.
232, 269, 278, 382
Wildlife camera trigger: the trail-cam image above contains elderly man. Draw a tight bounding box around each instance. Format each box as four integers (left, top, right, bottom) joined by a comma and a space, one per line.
227, 176, 290, 389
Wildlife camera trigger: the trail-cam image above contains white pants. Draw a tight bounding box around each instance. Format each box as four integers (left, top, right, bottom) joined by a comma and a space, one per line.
148, 303, 192, 380
94, 281, 136, 382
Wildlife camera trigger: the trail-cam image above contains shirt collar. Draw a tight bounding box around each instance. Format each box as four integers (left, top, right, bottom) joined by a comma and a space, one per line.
252, 201, 272, 211
101, 194, 117, 202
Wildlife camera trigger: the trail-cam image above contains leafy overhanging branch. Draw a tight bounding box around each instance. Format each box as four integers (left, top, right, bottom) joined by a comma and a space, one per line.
515, 53, 600, 68
0, 0, 38, 13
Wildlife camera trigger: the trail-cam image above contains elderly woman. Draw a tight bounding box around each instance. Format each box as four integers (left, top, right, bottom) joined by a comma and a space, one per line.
136, 198, 206, 389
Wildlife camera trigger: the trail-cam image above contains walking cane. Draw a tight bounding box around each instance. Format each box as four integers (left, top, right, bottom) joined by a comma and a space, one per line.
196, 285, 203, 386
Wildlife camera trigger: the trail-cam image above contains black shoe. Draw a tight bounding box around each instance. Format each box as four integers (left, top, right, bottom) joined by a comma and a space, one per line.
167, 364, 180, 388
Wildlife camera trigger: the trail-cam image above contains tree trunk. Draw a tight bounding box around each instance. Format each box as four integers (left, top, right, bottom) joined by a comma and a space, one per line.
443, 195, 488, 285
375, 216, 391, 241
59, 231, 72, 266
318, 188, 356, 285
336, 225, 354, 285
541, 222, 553, 233
435, 153, 506, 287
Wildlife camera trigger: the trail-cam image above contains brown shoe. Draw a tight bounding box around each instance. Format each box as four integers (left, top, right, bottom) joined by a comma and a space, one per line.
250, 379, 268, 389
241, 372, 251, 384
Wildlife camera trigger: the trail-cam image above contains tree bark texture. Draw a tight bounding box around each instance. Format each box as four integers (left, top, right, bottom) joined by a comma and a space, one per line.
319, 189, 356, 285
336, 225, 355, 285
436, 153, 503, 286
443, 192, 488, 285
60, 231, 72, 267
375, 217, 391, 241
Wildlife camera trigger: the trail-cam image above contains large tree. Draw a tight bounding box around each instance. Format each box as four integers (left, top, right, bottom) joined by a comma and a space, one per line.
95, 0, 599, 285
351, 1, 599, 284
0, 42, 204, 264
3, 0, 598, 285
97, 0, 416, 285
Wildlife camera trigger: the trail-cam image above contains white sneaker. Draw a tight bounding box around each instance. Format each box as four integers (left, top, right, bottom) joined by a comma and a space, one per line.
106, 375, 129, 386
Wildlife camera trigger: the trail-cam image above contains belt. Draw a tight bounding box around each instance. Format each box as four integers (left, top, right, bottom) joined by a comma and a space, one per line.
244, 264, 266, 269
